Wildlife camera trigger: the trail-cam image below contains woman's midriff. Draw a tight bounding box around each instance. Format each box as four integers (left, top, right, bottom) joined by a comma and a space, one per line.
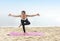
21, 15, 27, 20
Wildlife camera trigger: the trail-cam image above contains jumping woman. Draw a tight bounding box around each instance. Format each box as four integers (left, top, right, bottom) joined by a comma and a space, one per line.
8, 10, 40, 33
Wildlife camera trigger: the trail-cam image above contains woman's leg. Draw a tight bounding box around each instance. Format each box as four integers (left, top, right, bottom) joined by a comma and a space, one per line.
21, 20, 26, 33
21, 19, 30, 33
22, 25, 26, 33
24, 19, 30, 25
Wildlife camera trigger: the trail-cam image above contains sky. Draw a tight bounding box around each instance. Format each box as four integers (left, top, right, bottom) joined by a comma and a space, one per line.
0, 0, 60, 27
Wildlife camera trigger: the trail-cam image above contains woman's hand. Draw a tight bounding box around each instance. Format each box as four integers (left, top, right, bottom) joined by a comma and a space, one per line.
8, 13, 12, 16
36, 13, 40, 16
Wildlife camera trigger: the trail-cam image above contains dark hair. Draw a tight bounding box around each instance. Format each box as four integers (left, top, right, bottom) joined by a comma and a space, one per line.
21, 11, 26, 14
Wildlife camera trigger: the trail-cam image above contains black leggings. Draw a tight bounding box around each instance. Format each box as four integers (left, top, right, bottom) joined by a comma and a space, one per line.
21, 19, 30, 33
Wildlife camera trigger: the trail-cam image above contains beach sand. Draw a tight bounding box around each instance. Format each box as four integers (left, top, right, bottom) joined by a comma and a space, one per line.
0, 27, 60, 41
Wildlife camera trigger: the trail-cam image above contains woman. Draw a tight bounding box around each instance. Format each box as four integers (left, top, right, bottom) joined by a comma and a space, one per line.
8, 10, 40, 33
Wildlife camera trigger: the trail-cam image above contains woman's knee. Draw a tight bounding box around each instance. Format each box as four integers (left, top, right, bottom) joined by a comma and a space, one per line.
28, 22, 30, 25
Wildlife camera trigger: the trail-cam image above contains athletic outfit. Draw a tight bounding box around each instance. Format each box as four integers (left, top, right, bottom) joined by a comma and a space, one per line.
21, 18, 30, 33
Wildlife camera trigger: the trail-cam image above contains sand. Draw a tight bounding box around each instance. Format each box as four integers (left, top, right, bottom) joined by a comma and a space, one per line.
0, 27, 60, 41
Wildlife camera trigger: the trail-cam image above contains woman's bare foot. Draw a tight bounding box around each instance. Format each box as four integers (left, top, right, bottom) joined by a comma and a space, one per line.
18, 24, 21, 28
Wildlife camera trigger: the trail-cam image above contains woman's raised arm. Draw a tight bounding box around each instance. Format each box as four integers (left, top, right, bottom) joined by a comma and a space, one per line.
27, 14, 40, 17
8, 13, 21, 17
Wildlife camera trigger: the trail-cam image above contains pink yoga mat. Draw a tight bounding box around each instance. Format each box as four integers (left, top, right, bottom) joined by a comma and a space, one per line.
7, 32, 44, 36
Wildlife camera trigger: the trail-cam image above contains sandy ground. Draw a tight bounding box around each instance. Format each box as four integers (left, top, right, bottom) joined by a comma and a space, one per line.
0, 27, 60, 41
